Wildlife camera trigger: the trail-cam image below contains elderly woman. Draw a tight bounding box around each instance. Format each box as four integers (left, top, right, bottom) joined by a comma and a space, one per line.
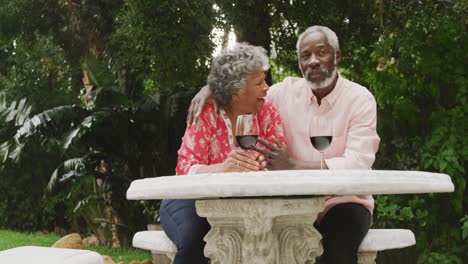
159, 43, 285, 264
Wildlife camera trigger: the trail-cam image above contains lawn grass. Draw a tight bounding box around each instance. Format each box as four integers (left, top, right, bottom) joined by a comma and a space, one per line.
0, 230, 60, 249
0, 229, 152, 263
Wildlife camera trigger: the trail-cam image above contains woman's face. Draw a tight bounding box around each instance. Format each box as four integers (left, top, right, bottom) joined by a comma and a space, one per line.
233, 70, 269, 114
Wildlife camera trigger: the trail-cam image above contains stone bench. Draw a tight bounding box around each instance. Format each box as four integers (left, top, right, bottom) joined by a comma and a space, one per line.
132, 229, 415, 264
0, 246, 104, 264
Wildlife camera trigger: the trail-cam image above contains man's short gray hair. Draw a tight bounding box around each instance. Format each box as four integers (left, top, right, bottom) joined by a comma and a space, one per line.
208, 42, 270, 111
296, 26, 340, 55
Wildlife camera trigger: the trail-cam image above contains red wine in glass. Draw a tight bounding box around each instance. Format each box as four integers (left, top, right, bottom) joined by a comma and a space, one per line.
236, 135, 258, 149
236, 114, 259, 150
310, 136, 333, 151
309, 118, 333, 170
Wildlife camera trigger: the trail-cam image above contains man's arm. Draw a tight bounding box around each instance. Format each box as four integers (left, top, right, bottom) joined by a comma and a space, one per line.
254, 138, 324, 170
325, 97, 380, 169
187, 85, 217, 127
254, 95, 380, 171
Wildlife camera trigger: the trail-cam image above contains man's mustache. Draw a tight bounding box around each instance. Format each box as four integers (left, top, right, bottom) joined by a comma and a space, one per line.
305, 65, 331, 76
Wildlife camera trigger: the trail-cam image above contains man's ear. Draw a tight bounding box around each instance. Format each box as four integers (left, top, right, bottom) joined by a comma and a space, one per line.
335, 50, 342, 65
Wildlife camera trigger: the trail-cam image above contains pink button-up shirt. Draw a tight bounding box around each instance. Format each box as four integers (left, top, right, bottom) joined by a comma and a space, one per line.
267, 74, 380, 219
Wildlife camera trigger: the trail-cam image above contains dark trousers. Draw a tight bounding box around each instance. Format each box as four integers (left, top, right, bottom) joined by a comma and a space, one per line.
160, 200, 370, 264
315, 203, 372, 264
160, 199, 210, 264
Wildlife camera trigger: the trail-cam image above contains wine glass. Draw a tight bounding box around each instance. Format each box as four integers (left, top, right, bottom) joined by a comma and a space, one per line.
309, 118, 333, 170
236, 114, 259, 149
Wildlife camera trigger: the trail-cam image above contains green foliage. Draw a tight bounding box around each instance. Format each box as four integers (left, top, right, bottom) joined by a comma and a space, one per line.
110, 0, 215, 92
360, 1, 467, 262
1, 55, 193, 245
461, 215, 468, 241
0, 34, 74, 108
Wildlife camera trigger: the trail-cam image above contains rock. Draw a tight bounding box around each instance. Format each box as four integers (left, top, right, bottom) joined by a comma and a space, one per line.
82, 235, 100, 247
103, 255, 116, 264
51, 233, 83, 249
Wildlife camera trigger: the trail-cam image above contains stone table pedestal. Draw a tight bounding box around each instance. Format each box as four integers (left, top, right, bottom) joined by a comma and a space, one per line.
196, 198, 325, 264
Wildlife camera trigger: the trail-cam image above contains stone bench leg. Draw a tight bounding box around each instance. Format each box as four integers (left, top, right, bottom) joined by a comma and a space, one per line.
358, 252, 377, 264
196, 198, 325, 264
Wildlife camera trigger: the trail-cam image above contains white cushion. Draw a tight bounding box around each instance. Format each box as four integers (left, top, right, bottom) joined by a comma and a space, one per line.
0, 246, 103, 264
133, 231, 177, 253
359, 229, 416, 252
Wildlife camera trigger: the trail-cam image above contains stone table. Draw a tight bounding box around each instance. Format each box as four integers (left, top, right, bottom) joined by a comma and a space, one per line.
127, 170, 454, 264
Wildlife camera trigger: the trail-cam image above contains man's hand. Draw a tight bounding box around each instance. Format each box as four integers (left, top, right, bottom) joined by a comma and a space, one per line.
253, 137, 294, 170
187, 85, 217, 127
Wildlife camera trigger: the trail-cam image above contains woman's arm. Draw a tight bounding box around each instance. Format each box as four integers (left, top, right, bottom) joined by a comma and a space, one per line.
177, 106, 260, 175
195, 149, 261, 173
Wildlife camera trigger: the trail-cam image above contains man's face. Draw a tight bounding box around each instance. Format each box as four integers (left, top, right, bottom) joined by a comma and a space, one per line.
298, 31, 341, 88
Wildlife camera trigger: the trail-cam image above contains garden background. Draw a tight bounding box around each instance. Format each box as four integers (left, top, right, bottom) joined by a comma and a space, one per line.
0, 0, 466, 263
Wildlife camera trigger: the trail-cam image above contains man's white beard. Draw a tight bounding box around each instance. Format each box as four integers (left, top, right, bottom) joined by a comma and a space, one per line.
306, 66, 337, 91
301, 55, 338, 91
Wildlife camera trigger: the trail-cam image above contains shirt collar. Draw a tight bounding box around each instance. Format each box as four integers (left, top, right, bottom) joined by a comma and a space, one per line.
307, 73, 344, 106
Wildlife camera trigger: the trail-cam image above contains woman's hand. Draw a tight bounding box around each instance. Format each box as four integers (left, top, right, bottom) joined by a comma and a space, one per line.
256, 153, 268, 170
187, 85, 217, 127
222, 149, 261, 172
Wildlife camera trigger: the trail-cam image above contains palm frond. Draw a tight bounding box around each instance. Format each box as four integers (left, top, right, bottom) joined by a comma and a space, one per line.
48, 157, 87, 191
0, 93, 32, 127
90, 88, 130, 109
0, 104, 89, 162
0, 141, 12, 161
14, 105, 88, 141
82, 55, 117, 91
62, 115, 94, 150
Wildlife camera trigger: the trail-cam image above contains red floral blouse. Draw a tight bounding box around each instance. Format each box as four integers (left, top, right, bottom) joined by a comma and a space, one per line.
176, 101, 285, 175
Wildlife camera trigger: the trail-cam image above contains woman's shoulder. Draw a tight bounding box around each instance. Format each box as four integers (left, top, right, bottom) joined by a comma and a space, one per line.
200, 103, 216, 117
257, 99, 281, 124
258, 99, 279, 116
195, 104, 220, 129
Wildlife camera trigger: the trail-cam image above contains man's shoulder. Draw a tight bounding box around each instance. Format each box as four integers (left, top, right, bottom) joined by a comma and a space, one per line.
269, 76, 305, 97
341, 77, 376, 102
271, 76, 303, 88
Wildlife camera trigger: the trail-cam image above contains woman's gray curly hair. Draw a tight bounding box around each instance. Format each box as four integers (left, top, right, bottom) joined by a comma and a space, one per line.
208, 42, 270, 111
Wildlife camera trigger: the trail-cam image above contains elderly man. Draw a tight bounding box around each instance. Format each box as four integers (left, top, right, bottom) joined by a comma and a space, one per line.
188, 25, 380, 264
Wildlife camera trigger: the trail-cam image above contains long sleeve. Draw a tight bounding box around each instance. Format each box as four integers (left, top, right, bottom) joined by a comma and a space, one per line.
325, 96, 380, 169
176, 108, 215, 175
258, 101, 286, 146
